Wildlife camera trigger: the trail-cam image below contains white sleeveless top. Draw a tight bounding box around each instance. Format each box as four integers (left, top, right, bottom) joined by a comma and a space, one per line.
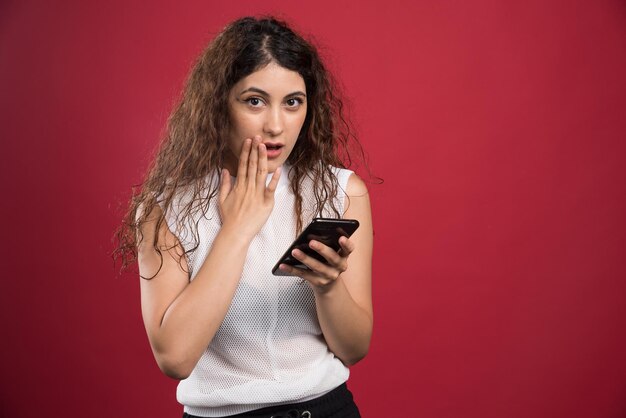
164, 166, 353, 417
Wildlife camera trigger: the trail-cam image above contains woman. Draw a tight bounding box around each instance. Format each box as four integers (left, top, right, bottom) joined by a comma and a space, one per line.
117, 16, 373, 418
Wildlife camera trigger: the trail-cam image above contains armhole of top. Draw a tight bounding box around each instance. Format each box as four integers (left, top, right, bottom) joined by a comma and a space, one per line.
159, 201, 179, 244
154, 197, 194, 280
135, 199, 179, 243
149, 173, 219, 280
335, 167, 354, 217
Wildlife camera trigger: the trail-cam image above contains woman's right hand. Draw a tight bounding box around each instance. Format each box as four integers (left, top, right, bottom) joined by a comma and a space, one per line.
139, 135, 281, 379
218, 136, 281, 241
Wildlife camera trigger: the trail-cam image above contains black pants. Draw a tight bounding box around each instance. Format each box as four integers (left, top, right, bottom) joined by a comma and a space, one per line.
182, 383, 361, 418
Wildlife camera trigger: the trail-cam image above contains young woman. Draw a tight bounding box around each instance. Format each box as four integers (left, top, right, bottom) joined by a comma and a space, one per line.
117, 16, 373, 418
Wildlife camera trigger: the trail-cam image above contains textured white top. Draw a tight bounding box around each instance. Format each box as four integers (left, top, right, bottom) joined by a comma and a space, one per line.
164, 166, 353, 417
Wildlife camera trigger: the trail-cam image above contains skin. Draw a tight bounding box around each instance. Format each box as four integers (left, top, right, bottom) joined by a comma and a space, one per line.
224, 61, 307, 176
138, 61, 373, 379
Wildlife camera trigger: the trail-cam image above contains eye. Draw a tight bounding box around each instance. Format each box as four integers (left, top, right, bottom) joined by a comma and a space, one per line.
285, 97, 304, 109
244, 97, 265, 108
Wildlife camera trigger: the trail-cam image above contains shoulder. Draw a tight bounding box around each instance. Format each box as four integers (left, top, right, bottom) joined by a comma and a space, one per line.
340, 170, 371, 219
329, 166, 365, 194
345, 172, 368, 197
328, 165, 368, 198
161, 172, 220, 212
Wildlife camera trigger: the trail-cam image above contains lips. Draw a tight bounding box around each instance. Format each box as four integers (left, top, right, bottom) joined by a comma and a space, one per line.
264, 142, 284, 159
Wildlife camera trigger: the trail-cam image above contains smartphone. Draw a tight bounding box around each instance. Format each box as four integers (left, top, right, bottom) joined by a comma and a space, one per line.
272, 218, 360, 276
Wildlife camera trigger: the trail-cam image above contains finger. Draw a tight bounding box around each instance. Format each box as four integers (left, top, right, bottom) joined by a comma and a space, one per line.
279, 263, 315, 281
236, 138, 252, 185
280, 264, 338, 290
218, 168, 232, 205
291, 248, 339, 277
308, 240, 348, 271
278, 263, 297, 276
278, 264, 308, 279
337, 236, 356, 257
266, 165, 282, 195
256, 142, 268, 189
247, 136, 260, 187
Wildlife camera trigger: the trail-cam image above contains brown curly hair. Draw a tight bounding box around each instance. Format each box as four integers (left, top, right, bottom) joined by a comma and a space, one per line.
114, 16, 364, 276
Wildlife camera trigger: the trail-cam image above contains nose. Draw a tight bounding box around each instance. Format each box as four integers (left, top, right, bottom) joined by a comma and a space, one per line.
263, 107, 284, 137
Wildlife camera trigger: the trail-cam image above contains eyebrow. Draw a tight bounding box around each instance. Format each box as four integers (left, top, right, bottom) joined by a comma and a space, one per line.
239, 87, 306, 98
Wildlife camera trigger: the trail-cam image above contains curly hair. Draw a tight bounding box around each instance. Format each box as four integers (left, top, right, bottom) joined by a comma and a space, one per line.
114, 16, 364, 276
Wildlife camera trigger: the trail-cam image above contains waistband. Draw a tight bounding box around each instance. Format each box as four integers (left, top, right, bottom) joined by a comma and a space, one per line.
183, 383, 355, 418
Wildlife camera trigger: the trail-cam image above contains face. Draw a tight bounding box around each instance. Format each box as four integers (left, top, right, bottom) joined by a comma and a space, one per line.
225, 61, 307, 174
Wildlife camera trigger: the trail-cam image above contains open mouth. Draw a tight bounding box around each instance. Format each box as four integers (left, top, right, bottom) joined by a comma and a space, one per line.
264, 143, 284, 158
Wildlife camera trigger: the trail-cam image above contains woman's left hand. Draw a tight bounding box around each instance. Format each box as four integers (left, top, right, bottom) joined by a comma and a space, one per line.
279, 236, 356, 292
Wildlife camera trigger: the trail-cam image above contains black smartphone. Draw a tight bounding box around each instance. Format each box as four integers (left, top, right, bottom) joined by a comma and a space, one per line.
272, 218, 360, 276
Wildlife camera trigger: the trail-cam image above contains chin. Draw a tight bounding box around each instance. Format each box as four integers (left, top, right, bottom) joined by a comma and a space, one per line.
268, 159, 287, 174
268, 165, 280, 174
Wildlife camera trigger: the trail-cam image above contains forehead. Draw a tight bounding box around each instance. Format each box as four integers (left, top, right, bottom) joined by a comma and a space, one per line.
231, 62, 306, 94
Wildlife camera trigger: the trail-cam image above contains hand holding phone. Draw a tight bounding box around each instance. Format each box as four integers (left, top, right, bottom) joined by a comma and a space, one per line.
272, 218, 360, 276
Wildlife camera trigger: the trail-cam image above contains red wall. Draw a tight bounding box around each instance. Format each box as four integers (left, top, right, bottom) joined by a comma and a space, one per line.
2, 0, 625, 417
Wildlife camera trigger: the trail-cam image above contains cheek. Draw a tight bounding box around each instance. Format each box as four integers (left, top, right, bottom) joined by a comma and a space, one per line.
232, 113, 265, 137
288, 110, 307, 134
293, 114, 307, 140
228, 114, 257, 149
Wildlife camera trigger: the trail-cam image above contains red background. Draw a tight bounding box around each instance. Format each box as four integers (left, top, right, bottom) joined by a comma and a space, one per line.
2, 0, 625, 417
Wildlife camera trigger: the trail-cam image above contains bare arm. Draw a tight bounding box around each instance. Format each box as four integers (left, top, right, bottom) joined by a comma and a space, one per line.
278, 173, 373, 366
139, 137, 280, 379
